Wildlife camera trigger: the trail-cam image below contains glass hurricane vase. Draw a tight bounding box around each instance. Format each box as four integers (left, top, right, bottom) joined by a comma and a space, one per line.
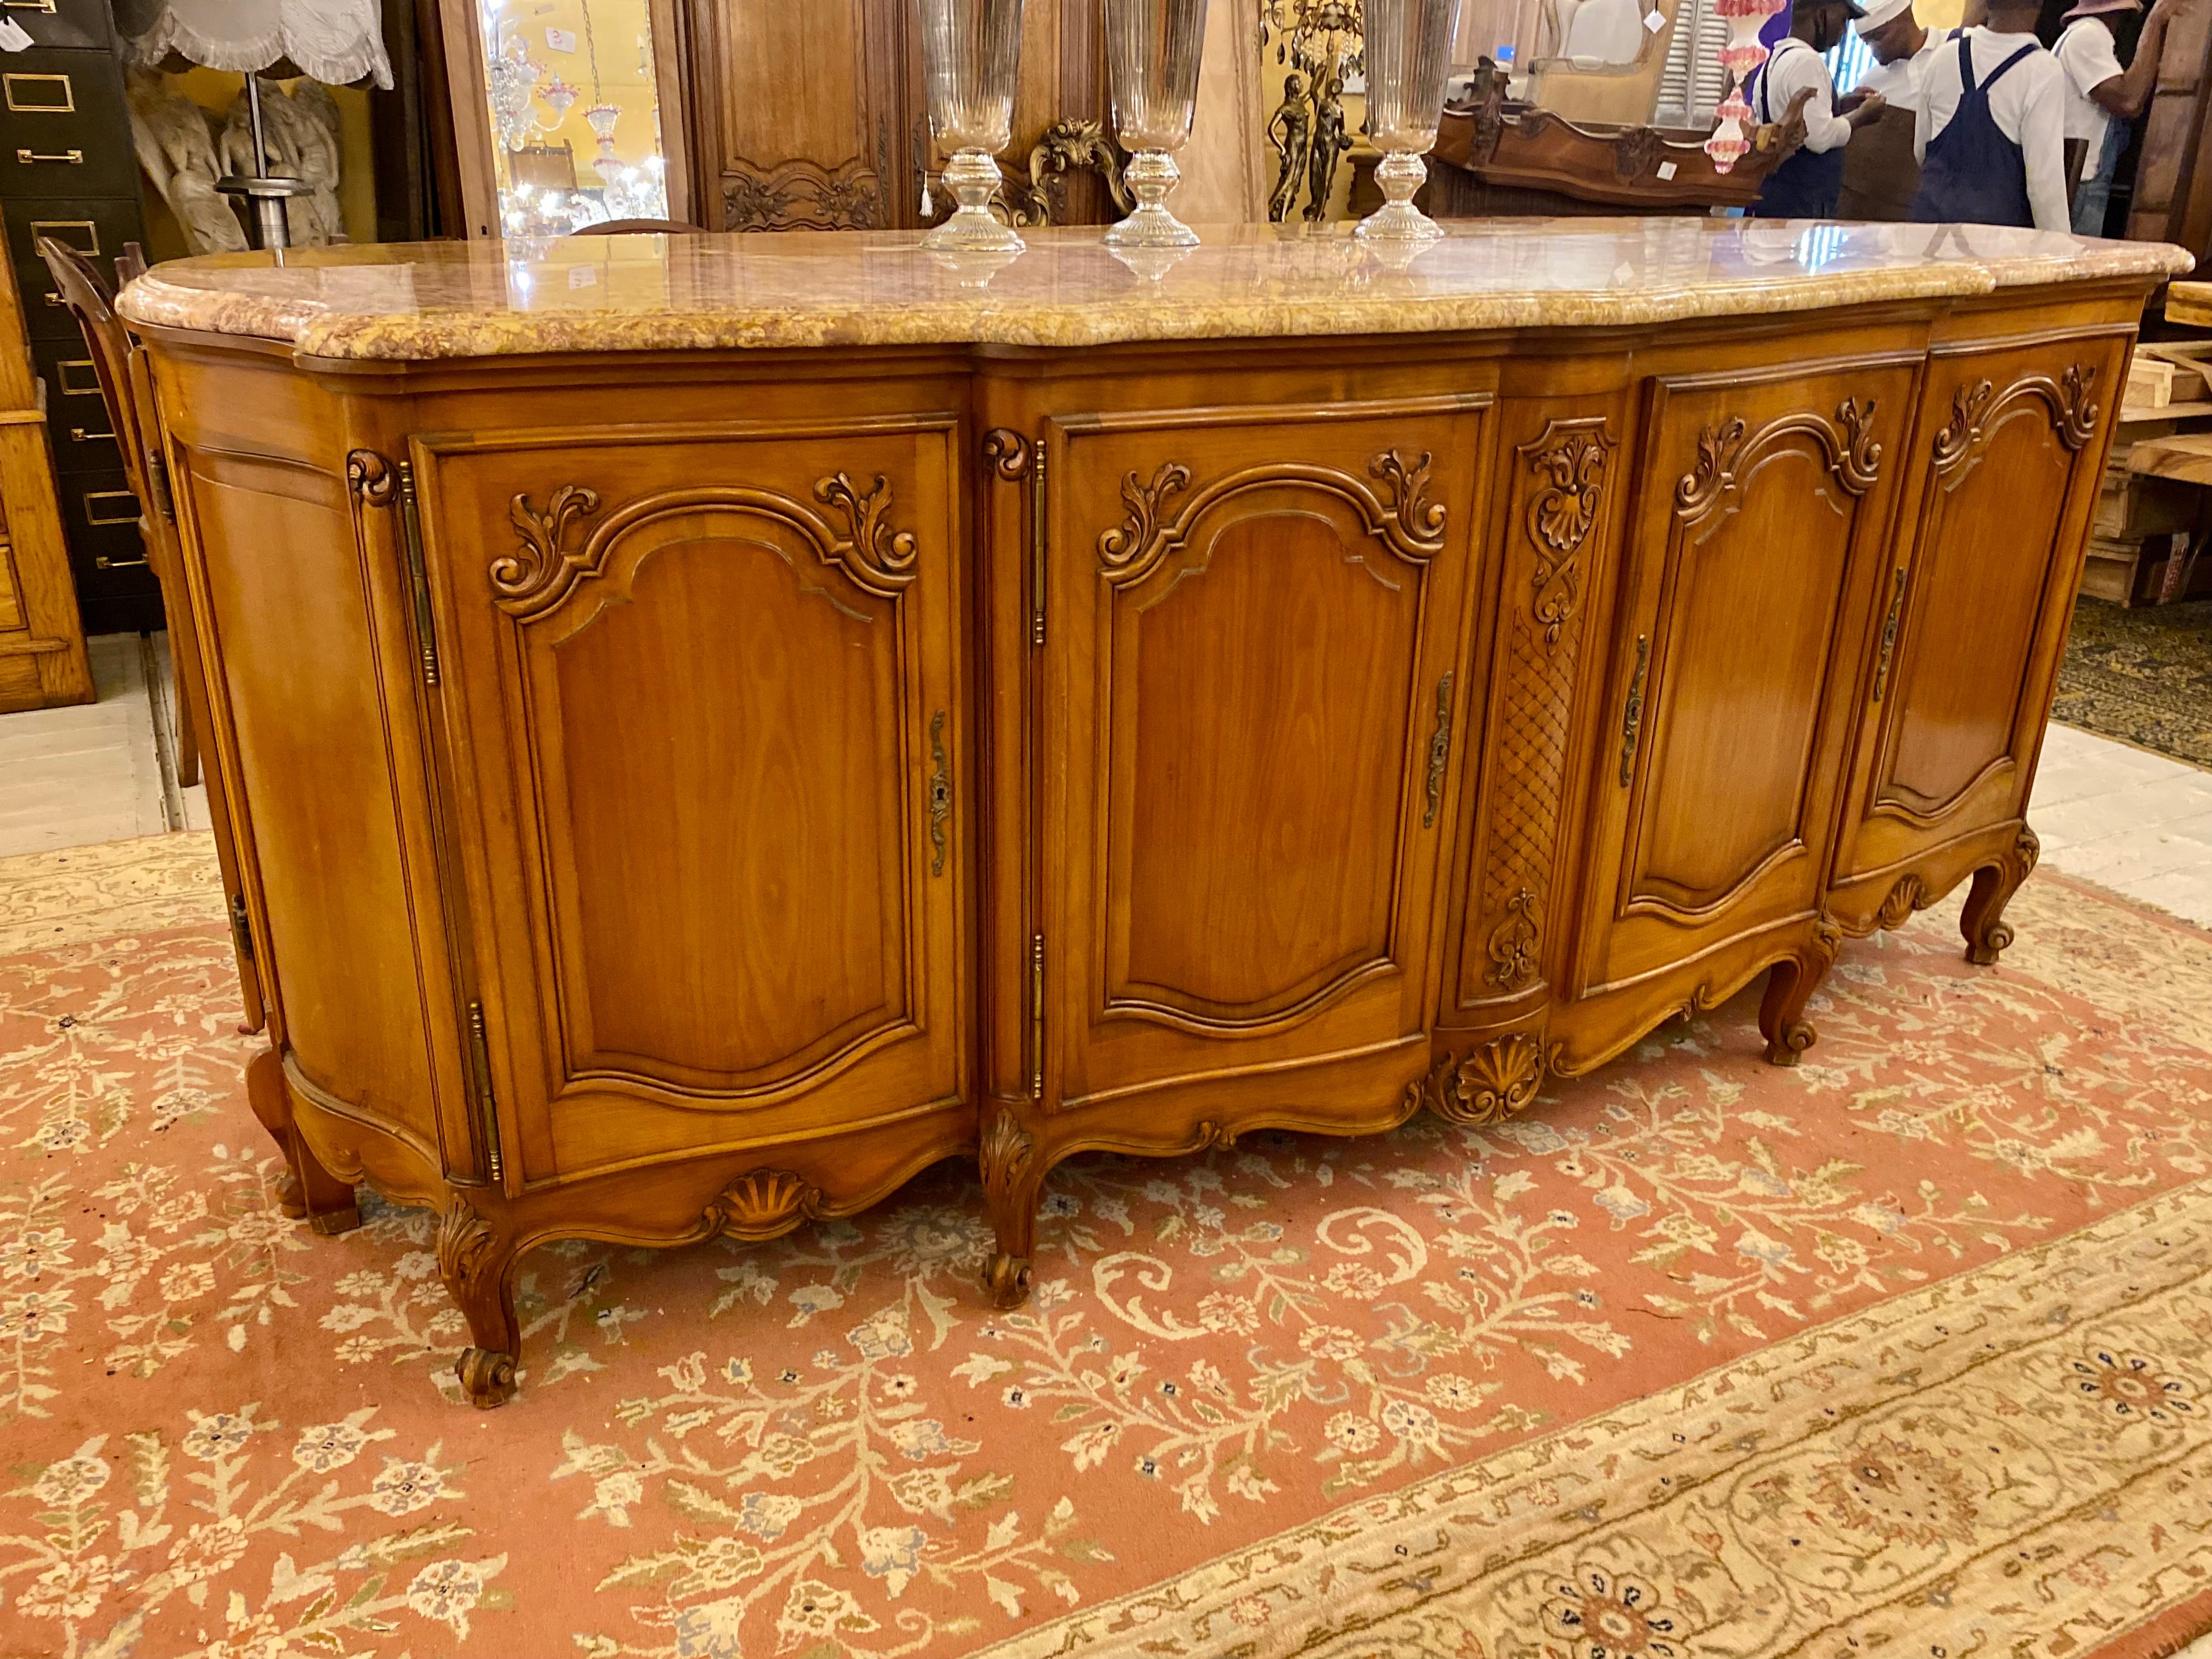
1359, 0, 1455, 242
1103, 0, 1209, 248
918, 0, 1026, 252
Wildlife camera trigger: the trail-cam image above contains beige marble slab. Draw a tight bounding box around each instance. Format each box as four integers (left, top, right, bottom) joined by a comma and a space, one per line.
115, 219, 2194, 364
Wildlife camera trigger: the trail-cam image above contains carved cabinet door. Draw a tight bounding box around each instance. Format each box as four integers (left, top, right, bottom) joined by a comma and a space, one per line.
1831, 339, 2125, 919
1040, 398, 1487, 1122
1568, 363, 1913, 1019
414, 423, 965, 1185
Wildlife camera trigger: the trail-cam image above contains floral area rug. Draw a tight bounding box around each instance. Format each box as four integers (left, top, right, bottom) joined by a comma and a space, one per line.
2053, 595, 2212, 769
5, 835, 2212, 1659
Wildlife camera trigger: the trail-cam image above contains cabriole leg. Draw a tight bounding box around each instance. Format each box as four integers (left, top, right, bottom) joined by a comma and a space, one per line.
435, 1201, 521, 1408
1962, 825, 2040, 966
244, 1047, 359, 1233
979, 1107, 1043, 1310
1760, 922, 1844, 1067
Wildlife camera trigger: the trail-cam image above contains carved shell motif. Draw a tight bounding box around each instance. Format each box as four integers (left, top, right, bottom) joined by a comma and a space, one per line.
710, 1169, 823, 1243
1412, 1031, 1547, 1127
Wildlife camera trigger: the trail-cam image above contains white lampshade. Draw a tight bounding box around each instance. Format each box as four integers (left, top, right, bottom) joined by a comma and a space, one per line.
115, 0, 393, 90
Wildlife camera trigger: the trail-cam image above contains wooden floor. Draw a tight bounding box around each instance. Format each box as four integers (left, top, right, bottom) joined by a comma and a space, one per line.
0, 633, 206, 859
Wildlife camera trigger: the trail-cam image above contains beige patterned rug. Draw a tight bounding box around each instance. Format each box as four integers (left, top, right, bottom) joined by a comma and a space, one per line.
2, 834, 2212, 1659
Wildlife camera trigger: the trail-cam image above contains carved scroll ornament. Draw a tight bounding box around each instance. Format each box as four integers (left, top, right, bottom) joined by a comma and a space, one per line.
1933, 364, 2099, 472
1098, 448, 1448, 584
1675, 399, 1880, 519
490, 472, 919, 618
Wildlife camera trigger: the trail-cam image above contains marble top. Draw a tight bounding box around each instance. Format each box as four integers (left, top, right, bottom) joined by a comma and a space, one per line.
115, 219, 2194, 363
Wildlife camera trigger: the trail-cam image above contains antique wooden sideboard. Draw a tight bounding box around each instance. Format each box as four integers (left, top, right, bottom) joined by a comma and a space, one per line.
117, 221, 2188, 1406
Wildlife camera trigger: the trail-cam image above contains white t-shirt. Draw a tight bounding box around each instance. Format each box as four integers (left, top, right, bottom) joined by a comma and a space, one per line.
2055, 17, 2125, 173
1855, 25, 1952, 111
1759, 36, 1853, 153
1913, 26, 2071, 232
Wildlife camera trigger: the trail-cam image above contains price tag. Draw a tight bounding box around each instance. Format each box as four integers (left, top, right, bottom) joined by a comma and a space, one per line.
1643, 8, 1667, 31
1657, 159, 1678, 180
0, 19, 36, 52
568, 264, 598, 289
545, 26, 577, 51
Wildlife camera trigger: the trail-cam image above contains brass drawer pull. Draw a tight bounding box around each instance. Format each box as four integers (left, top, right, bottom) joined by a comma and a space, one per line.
927, 708, 950, 877
3, 73, 72, 112
68, 426, 113, 442
93, 553, 147, 569
83, 488, 138, 526
2, 2, 58, 13
1618, 633, 1650, 786
1871, 566, 1906, 703
15, 148, 83, 165
1422, 670, 1452, 828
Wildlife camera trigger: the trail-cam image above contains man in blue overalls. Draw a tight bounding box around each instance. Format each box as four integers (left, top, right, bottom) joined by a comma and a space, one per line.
1910, 0, 2071, 229
1753, 0, 1889, 218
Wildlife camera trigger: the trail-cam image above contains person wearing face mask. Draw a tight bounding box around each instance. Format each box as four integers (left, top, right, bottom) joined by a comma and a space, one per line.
1752, 0, 1890, 218
1910, 0, 2069, 229
1837, 0, 1953, 218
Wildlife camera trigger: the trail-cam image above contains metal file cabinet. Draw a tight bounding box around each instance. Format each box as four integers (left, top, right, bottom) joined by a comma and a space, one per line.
0, 0, 157, 634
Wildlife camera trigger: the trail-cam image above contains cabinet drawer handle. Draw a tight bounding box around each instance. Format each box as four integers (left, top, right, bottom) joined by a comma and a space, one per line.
16, 148, 83, 165
2, 2, 58, 13
93, 553, 147, 569
1618, 633, 1650, 786
927, 709, 951, 877
1871, 566, 1906, 703
68, 426, 113, 442
1422, 671, 1452, 828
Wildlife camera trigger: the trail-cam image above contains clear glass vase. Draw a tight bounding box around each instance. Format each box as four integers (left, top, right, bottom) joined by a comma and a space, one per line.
1103, 0, 1209, 248
918, 0, 1026, 253
1358, 0, 1454, 243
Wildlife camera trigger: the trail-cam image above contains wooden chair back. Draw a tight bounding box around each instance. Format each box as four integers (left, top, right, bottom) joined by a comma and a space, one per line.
566, 217, 703, 235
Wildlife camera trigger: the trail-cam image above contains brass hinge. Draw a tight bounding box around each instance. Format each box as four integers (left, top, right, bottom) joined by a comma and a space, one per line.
465, 999, 504, 1184
228, 892, 254, 960
145, 451, 176, 523
1029, 933, 1045, 1100
395, 460, 440, 687
1030, 438, 1048, 648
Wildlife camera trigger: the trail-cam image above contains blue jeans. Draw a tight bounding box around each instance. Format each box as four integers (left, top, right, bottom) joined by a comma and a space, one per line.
2073, 119, 2128, 237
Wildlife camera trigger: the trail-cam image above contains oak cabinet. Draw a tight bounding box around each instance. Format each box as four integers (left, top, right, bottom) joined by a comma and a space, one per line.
411, 424, 969, 1185
1830, 342, 2122, 953
127, 250, 2158, 1406
1038, 400, 1486, 1123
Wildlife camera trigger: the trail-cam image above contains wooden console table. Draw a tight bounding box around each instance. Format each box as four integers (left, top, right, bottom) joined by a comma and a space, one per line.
118, 221, 2188, 1406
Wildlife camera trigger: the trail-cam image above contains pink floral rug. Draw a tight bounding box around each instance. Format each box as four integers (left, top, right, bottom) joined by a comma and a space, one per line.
4, 834, 2212, 1659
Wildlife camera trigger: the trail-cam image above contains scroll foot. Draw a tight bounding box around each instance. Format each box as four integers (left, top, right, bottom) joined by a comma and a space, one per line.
437, 1200, 522, 1408
244, 1047, 359, 1232
979, 1107, 1043, 1311
1760, 922, 1843, 1068
985, 1252, 1033, 1310
1962, 825, 2040, 966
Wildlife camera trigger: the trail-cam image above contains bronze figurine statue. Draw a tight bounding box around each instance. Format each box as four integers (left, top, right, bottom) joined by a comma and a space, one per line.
1304, 77, 1353, 223
1267, 72, 1313, 222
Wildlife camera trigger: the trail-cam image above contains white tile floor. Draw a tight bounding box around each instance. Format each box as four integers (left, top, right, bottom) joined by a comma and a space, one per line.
2, 634, 2210, 927
0, 633, 212, 860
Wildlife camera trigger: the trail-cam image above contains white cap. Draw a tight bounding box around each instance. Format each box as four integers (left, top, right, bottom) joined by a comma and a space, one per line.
1855, 0, 1915, 30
